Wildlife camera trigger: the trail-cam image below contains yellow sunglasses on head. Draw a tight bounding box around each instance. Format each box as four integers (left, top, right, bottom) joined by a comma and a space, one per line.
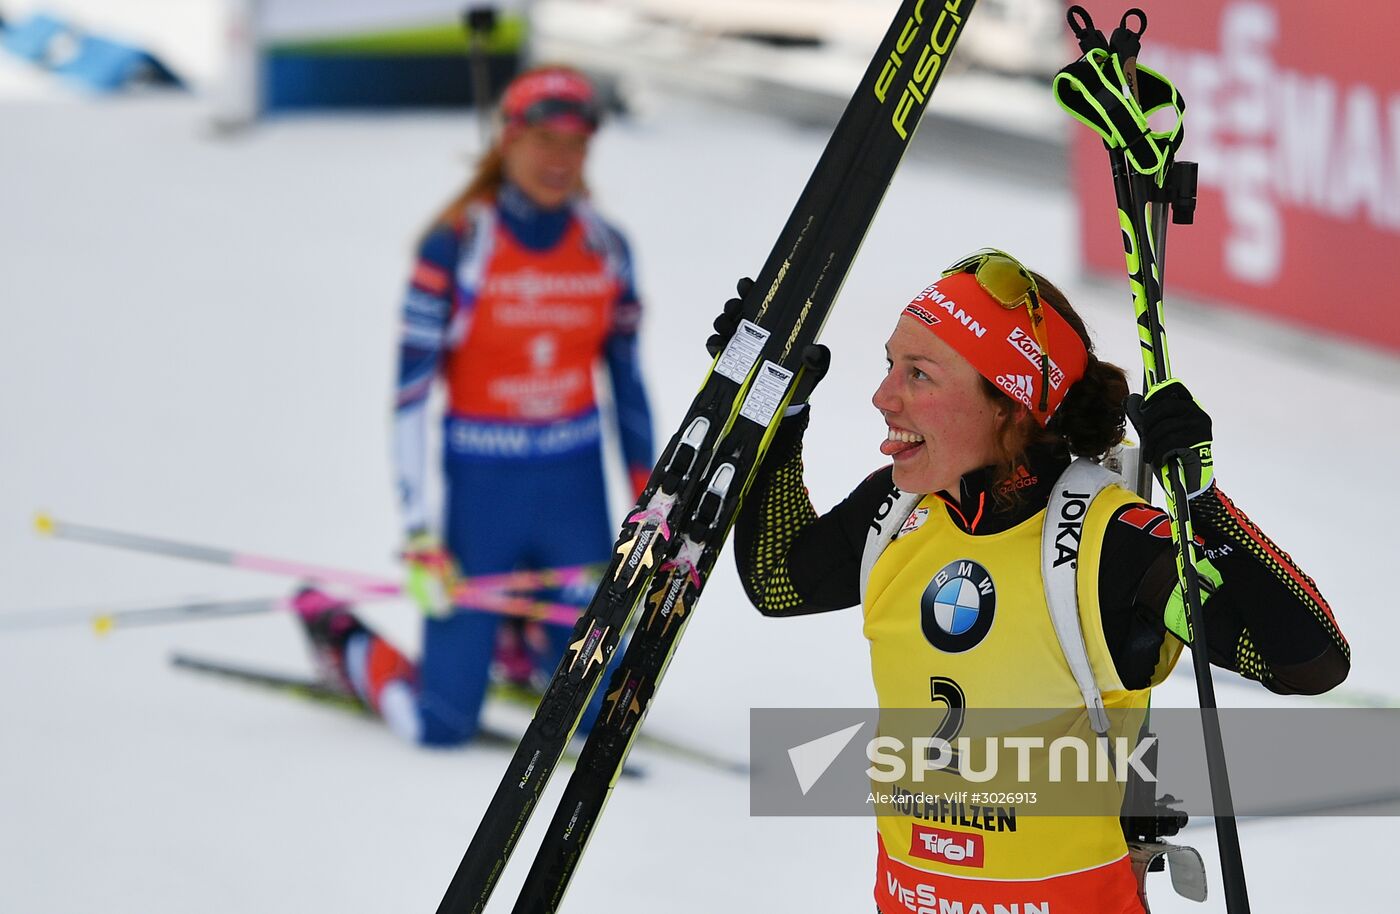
941, 248, 1051, 412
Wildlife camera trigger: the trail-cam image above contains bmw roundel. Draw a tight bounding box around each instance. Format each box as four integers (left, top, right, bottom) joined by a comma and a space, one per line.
920, 559, 996, 652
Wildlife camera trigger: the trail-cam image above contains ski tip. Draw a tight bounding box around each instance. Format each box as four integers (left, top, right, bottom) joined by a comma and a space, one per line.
92, 614, 114, 637
33, 511, 56, 537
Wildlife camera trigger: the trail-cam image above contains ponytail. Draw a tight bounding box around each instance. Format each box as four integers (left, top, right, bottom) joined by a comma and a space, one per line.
984, 271, 1129, 501
420, 144, 507, 243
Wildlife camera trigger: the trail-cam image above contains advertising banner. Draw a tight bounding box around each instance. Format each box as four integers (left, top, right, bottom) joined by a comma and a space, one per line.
1070, 0, 1400, 351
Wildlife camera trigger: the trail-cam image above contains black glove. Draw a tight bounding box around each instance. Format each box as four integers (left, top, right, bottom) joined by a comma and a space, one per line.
757, 347, 830, 469
705, 277, 751, 357
788, 341, 831, 410
1124, 379, 1214, 498
704, 277, 830, 411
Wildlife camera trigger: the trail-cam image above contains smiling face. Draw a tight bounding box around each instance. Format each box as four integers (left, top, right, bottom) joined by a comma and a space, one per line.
873, 315, 1011, 496
502, 124, 590, 209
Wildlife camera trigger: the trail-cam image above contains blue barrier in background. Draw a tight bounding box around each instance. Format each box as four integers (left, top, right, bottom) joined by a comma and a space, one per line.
2, 11, 182, 92
265, 52, 515, 109
54, 35, 181, 92
1, 12, 72, 63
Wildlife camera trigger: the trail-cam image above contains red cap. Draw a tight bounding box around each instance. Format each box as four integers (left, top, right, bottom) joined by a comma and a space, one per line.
500, 67, 600, 136
901, 272, 1088, 425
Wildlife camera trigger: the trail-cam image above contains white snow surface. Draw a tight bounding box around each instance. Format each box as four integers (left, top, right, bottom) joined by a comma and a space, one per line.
2, 64, 1398, 913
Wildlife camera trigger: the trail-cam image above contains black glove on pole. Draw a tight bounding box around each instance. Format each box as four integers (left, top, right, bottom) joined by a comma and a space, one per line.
1125, 379, 1215, 499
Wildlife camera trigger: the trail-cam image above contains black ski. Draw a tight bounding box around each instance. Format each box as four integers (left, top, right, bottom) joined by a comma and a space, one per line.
510, 3, 979, 910
171, 652, 368, 712
167, 652, 637, 773
436, 3, 978, 911
171, 651, 740, 774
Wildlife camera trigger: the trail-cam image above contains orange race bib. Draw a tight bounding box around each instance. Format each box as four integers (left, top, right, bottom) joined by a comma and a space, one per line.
445, 217, 618, 421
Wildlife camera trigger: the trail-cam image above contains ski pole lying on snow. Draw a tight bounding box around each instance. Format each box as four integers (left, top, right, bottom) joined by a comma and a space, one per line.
32, 512, 601, 604
0, 595, 297, 634
0, 584, 588, 636
1055, 7, 1249, 913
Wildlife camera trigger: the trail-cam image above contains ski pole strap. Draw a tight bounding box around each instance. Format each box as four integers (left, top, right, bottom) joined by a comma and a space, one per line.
1053, 49, 1185, 177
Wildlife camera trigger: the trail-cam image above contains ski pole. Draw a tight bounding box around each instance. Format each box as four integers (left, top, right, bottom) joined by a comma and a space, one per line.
462, 5, 499, 148
0, 581, 588, 635
33, 512, 600, 598
0, 595, 289, 634
1056, 7, 1250, 913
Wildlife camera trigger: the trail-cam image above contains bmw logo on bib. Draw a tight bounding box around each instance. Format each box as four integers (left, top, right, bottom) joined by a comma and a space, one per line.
920, 559, 996, 652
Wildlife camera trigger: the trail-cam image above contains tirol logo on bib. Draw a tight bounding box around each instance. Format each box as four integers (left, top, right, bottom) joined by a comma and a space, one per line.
920, 559, 996, 652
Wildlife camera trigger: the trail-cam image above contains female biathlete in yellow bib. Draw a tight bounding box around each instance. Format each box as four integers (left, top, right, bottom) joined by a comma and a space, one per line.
732, 250, 1350, 914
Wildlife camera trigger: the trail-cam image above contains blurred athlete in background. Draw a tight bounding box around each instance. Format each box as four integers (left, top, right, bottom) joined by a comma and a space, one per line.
298, 66, 654, 746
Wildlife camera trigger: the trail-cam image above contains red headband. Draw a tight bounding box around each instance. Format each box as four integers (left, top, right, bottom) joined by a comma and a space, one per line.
500, 68, 599, 138
900, 272, 1088, 425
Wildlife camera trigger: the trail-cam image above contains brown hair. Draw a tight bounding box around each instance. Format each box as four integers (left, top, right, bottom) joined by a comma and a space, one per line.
982, 271, 1130, 502
422, 144, 507, 240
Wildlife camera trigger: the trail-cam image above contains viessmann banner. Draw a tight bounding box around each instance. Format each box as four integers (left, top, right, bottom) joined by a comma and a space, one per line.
1071, 0, 1400, 352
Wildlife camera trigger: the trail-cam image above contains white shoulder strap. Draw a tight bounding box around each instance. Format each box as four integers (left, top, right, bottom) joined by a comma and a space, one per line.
1043, 458, 1124, 735
456, 202, 497, 295
859, 486, 922, 605
571, 199, 628, 275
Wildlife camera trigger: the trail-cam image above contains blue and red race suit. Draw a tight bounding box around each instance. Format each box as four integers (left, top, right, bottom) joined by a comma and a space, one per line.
388, 181, 653, 745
